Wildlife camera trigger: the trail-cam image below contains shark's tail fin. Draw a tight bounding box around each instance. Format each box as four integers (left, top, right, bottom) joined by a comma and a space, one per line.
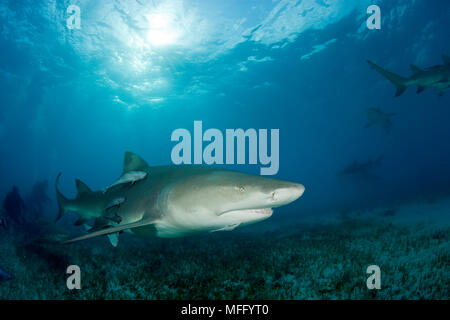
55, 173, 70, 221
367, 60, 408, 97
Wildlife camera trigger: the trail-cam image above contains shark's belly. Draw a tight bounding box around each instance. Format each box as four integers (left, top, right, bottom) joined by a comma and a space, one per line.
130, 224, 158, 237
153, 219, 213, 238
151, 210, 221, 238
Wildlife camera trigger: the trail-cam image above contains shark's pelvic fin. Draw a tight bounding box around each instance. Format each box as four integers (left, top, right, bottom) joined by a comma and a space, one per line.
442, 54, 450, 66
417, 86, 426, 94
75, 179, 92, 196
367, 60, 407, 97
107, 233, 120, 247
410, 64, 422, 74
62, 218, 157, 244
122, 151, 150, 175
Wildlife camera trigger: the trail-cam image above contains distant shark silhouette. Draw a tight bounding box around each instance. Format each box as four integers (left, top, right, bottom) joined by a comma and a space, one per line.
56, 152, 305, 246
367, 54, 450, 96
364, 108, 396, 133
338, 156, 383, 178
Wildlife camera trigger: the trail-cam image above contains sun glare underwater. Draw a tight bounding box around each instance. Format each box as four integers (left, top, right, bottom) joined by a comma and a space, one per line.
0, 0, 449, 300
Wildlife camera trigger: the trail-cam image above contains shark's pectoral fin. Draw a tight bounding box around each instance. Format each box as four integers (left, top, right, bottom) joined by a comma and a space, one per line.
416, 86, 426, 94
395, 87, 406, 97
62, 218, 157, 245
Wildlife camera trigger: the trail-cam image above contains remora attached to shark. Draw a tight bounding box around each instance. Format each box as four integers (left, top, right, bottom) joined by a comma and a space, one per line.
367, 54, 450, 96
56, 152, 305, 246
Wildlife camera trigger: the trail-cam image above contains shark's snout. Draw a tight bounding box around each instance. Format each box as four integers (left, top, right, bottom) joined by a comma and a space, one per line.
270, 183, 305, 206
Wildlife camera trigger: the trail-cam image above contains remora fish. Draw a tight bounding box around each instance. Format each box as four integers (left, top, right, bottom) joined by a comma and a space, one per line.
104, 197, 126, 211
56, 152, 305, 246
367, 54, 450, 96
103, 171, 147, 193
364, 108, 396, 133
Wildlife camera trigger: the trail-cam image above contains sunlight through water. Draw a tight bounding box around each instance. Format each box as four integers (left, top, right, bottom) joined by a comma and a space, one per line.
146, 13, 180, 46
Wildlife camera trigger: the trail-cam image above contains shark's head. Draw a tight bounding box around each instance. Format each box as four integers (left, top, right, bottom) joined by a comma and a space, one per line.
160, 169, 305, 235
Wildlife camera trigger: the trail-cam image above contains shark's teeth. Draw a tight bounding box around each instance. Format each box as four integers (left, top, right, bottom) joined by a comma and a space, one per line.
248, 208, 273, 215
219, 207, 273, 217
234, 208, 273, 215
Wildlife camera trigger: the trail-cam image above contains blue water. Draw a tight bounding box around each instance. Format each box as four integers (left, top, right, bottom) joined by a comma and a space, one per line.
0, 0, 449, 299
1, 0, 449, 215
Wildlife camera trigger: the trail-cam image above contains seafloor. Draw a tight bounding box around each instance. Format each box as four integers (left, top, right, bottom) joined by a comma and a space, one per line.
0, 198, 449, 299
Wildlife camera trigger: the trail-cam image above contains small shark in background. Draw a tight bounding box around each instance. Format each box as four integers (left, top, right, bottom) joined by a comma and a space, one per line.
338, 156, 383, 178
56, 152, 305, 246
367, 54, 450, 96
0, 267, 11, 281
364, 108, 396, 133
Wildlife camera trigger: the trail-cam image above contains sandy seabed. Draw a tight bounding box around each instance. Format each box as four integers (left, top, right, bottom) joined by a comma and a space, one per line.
0, 198, 449, 300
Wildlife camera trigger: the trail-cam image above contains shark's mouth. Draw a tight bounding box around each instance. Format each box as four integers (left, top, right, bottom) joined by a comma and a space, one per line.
220, 208, 273, 216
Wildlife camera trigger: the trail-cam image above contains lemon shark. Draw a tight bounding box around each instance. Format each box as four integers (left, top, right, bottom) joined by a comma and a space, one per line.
56, 152, 305, 246
338, 156, 382, 178
364, 108, 396, 133
367, 54, 450, 96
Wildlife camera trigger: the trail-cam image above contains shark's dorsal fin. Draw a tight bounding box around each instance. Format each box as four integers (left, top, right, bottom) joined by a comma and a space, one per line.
410, 64, 422, 74
122, 151, 150, 175
75, 179, 92, 196
442, 54, 450, 66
